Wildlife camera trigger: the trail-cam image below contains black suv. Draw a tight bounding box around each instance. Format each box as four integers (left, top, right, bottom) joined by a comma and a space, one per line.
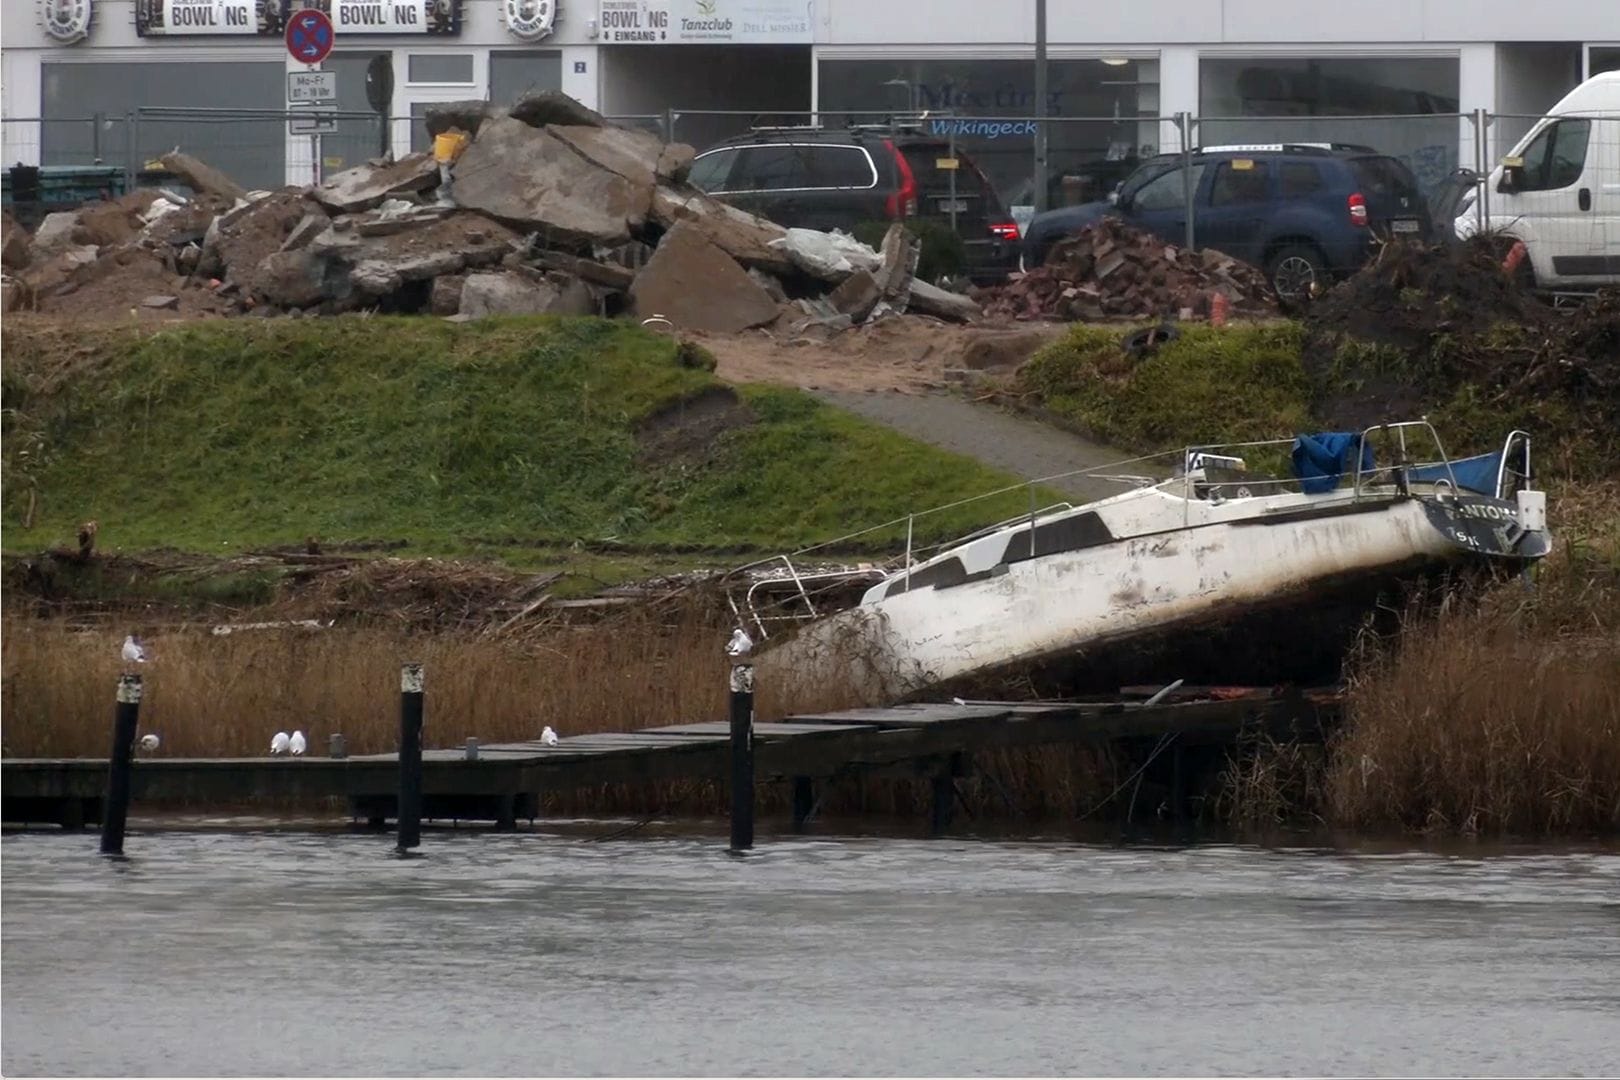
687, 126, 1021, 282
1022, 143, 1435, 298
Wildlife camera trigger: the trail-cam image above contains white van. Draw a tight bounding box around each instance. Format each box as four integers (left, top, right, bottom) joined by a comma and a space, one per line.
1456, 72, 1620, 289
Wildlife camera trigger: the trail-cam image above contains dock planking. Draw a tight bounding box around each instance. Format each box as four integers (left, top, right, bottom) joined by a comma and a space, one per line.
1, 689, 1339, 830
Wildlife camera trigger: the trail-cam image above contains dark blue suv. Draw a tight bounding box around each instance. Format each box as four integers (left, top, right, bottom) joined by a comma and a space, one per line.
1022, 144, 1434, 299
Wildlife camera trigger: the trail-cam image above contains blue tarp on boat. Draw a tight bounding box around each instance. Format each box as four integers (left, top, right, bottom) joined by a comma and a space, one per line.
1291, 432, 1376, 494
1409, 452, 1504, 497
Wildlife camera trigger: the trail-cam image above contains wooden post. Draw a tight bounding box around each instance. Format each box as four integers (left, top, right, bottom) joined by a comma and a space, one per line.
99, 673, 141, 856
397, 663, 424, 853
791, 776, 815, 833
930, 770, 955, 836
729, 661, 755, 852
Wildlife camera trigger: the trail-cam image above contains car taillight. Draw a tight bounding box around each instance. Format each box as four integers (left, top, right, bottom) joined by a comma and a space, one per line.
989, 221, 1021, 240
1348, 192, 1368, 227
884, 139, 919, 219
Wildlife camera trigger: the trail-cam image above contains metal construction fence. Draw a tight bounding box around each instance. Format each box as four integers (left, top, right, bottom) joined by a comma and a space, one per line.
4, 107, 1614, 265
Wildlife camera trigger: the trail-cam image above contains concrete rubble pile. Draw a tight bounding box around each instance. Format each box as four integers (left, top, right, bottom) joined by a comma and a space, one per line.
2, 90, 984, 327
976, 218, 1277, 322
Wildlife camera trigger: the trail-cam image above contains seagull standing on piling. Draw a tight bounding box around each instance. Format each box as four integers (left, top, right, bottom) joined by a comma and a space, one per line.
270, 731, 291, 755
138, 734, 161, 753
541, 725, 559, 747
289, 731, 307, 756
726, 628, 754, 658
122, 635, 147, 664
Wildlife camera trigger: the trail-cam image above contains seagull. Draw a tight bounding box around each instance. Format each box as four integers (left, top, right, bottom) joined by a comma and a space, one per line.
289, 730, 307, 756
270, 731, 291, 755
541, 725, 559, 747
122, 635, 147, 664
726, 628, 754, 658
138, 733, 160, 753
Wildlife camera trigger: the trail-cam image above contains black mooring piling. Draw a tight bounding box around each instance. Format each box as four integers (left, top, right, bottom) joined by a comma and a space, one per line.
397, 662, 424, 852
99, 673, 142, 856
729, 661, 755, 852
791, 775, 815, 832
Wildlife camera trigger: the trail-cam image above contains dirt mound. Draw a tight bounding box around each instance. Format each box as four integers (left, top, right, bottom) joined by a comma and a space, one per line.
1306, 238, 1550, 354
976, 218, 1277, 322
1305, 239, 1619, 442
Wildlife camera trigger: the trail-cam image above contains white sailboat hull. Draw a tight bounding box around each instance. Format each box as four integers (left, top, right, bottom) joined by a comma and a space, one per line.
761, 492, 1542, 701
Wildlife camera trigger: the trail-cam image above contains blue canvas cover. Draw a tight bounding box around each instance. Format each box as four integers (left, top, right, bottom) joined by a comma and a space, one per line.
1291, 432, 1375, 494
1409, 452, 1504, 497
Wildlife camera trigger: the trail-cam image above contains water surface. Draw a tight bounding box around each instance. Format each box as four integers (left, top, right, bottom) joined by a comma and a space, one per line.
4, 826, 1618, 1076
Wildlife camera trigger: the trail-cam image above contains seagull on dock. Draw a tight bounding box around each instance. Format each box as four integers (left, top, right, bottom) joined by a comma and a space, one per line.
289, 730, 307, 756
122, 635, 147, 664
270, 731, 291, 755
726, 628, 754, 658
138, 733, 161, 753
541, 725, 559, 747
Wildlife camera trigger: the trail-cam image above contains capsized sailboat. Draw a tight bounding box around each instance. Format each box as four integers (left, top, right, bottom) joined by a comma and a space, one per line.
729, 422, 1551, 701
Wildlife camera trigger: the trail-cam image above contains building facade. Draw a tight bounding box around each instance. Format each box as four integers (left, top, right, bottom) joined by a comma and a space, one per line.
3, 0, 1617, 200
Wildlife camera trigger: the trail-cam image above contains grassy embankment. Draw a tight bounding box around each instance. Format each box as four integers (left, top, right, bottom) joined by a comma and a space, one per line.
1009, 319, 1620, 835
2, 316, 1037, 590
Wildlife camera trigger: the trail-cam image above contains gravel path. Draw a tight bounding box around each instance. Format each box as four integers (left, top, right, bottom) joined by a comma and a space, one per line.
817, 391, 1132, 503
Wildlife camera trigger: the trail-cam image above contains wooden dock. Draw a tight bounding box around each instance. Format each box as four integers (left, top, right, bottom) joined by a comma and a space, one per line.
1, 687, 1339, 832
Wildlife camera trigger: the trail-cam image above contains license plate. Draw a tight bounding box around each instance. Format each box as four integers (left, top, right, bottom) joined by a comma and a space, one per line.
1391, 218, 1421, 234
935, 198, 970, 213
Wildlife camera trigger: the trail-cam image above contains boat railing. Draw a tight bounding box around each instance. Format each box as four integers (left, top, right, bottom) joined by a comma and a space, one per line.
725, 421, 1499, 637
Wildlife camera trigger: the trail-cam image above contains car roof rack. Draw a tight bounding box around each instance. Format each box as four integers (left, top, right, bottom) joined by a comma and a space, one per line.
1193, 142, 1380, 155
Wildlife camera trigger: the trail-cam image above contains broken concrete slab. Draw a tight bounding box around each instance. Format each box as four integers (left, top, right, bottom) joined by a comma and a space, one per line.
656, 143, 696, 184
160, 151, 247, 202
452, 117, 641, 244
629, 220, 780, 334
430, 275, 465, 316
352, 250, 467, 297
458, 271, 564, 317
31, 212, 82, 256
827, 269, 883, 323
508, 89, 606, 129
547, 123, 662, 193
874, 223, 921, 307
254, 248, 348, 308
424, 100, 491, 139
141, 294, 180, 310
769, 227, 882, 282
906, 280, 982, 323
279, 213, 328, 252
649, 186, 793, 276
313, 152, 440, 214
532, 249, 637, 291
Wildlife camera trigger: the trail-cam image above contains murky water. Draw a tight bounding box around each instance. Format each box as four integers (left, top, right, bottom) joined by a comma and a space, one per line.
4, 824, 1618, 1077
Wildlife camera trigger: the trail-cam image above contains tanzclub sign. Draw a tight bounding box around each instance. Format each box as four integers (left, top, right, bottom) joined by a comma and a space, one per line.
597, 0, 812, 44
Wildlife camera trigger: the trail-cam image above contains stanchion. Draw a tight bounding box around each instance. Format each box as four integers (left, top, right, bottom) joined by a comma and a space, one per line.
728, 661, 755, 852
99, 674, 142, 856
397, 663, 424, 853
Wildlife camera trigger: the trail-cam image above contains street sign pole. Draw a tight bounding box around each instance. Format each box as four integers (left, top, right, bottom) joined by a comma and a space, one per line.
285, 9, 335, 184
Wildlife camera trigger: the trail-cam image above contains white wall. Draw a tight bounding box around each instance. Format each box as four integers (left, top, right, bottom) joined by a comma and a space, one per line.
815, 0, 1620, 45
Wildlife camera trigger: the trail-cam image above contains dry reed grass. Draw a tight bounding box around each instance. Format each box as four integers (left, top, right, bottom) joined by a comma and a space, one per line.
0, 599, 1128, 820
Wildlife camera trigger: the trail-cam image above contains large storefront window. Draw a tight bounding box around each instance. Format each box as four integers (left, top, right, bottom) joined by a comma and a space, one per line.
42, 61, 285, 190
817, 58, 1161, 214
1198, 57, 1460, 196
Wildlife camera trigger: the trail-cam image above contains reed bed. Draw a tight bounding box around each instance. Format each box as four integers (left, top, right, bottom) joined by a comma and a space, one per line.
0, 606, 1124, 820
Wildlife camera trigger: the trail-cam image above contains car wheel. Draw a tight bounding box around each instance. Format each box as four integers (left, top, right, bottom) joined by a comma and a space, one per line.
1267, 244, 1327, 302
